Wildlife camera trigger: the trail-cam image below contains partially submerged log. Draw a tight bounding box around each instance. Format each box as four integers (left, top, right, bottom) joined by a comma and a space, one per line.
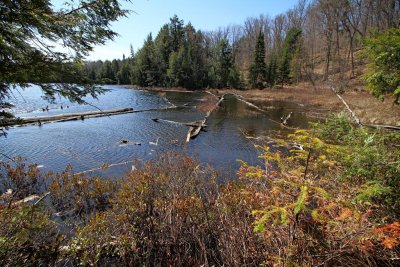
205, 96, 225, 118
281, 112, 293, 126
186, 120, 205, 141
233, 94, 298, 130
186, 126, 195, 143
128, 87, 199, 93
185, 95, 226, 143
6, 106, 178, 128
152, 118, 207, 128
186, 119, 207, 142
22, 108, 134, 125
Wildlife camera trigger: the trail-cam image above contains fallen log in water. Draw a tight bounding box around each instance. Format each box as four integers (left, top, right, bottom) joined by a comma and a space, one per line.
152, 118, 206, 128
186, 126, 195, 143
185, 95, 226, 142
281, 112, 293, 126
186, 121, 205, 142
6, 107, 177, 127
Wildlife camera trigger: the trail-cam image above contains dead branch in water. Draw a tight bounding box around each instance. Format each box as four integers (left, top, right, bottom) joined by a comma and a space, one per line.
232, 94, 298, 130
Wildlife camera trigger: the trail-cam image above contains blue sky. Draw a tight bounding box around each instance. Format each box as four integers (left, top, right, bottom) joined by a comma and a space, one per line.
83, 0, 300, 60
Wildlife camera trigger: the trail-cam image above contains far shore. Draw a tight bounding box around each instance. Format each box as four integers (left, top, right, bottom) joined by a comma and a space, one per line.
124, 82, 400, 127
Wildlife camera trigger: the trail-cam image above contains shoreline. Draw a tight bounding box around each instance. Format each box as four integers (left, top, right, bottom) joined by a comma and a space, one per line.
123, 82, 400, 127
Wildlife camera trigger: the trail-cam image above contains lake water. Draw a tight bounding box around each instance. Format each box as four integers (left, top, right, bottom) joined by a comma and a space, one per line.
1, 85, 311, 179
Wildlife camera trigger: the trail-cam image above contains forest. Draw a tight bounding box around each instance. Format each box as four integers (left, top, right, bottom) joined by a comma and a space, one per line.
1, 0, 400, 266
84, 0, 399, 100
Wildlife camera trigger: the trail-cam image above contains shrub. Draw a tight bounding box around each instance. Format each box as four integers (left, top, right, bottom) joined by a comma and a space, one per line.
0, 121, 399, 265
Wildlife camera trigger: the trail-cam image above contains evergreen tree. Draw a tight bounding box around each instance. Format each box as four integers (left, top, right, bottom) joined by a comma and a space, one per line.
154, 24, 173, 86
100, 61, 116, 84
88, 69, 97, 81
277, 27, 302, 85
132, 34, 157, 87
169, 15, 184, 52
182, 24, 207, 89
363, 28, 400, 104
266, 56, 278, 88
130, 44, 135, 59
167, 49, 183, 87
227, 66, 241, 88
117, 61, 131, 85
248, 32, 267, 88
213, 39, 239, 88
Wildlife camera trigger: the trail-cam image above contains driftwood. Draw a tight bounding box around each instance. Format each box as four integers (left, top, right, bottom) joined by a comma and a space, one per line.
7, 107, 178, 128
126, 86, 199, 93
233, 94, 266, 113
185, 95, 226, 142
205, 91, 219, 99
186, 119, 206, 142
186, 124, 203, 141
186, 126, 195, 143
329, 86, 362, 126
281, 112, 293, 126
152, 118, 206, 128
3, 192, 51, 208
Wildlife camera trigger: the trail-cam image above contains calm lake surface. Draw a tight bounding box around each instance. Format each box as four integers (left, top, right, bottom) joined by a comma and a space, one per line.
1, 85, 311, 179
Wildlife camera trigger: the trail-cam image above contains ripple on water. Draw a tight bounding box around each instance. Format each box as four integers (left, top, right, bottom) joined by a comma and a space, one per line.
1, 86, 312, 177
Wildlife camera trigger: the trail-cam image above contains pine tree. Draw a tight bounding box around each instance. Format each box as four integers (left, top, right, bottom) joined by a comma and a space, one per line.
266, 56, 278, 88
213, 39, 240, 88
132, 34, 157, 87
169, 15, 184, 52
167, 48, 186, 87
277, 27, 302, 85
248, 32, 267, 88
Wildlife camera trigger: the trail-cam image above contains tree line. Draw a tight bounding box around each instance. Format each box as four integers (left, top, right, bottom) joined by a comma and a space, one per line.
84, 0, 400, 94
84, 15, 242, 89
